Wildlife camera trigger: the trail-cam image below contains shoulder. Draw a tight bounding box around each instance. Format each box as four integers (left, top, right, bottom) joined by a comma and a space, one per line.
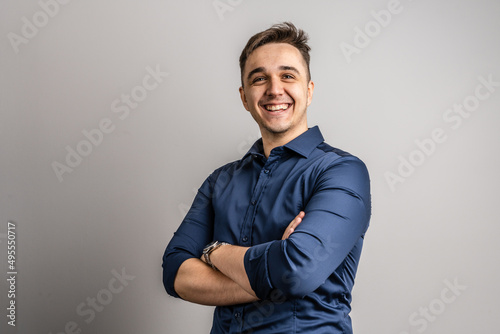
314, 142, 369, 174
309, 142, 370, 198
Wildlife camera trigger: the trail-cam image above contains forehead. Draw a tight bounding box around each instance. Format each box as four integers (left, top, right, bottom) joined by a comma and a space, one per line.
245, 43, 306, 75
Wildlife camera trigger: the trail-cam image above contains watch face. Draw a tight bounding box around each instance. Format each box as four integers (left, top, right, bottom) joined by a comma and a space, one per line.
203, 241, 218, 253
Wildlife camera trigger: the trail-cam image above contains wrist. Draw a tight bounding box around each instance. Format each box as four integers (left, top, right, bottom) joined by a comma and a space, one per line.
202, 241, 229, 270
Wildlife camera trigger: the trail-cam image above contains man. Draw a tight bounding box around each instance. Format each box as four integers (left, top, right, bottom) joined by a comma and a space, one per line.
163, 22, 371, 333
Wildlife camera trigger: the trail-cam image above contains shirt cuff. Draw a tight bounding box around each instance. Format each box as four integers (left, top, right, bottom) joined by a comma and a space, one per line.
244, 240, 276, 300
162, 251, 195, 299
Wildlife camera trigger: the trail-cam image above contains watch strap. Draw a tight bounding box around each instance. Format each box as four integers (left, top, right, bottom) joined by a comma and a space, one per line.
205, 241, 229, 270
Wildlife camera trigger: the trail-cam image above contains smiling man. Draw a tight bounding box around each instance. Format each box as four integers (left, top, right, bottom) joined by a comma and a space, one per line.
163, 22, 371, 333
240, 41, 313, 152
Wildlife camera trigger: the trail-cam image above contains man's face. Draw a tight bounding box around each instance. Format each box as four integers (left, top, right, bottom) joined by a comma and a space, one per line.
239, 43, 314, 140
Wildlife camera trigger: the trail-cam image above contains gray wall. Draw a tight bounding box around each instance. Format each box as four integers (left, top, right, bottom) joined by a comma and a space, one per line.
1, 0, 499, 333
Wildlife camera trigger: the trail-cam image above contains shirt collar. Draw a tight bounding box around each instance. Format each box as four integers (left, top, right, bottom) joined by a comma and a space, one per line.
244, 126, 324, 159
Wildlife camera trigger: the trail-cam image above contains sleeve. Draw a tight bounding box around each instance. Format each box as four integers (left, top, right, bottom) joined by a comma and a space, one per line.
162, 173, 216, 298
244, 156, 371, 300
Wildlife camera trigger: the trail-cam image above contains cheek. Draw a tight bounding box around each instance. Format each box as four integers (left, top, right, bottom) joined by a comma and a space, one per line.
248, 92, 262, 107
290, 88, 307, 105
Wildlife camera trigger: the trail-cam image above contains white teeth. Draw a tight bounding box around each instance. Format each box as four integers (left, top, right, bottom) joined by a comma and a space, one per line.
265, 104, 289, 111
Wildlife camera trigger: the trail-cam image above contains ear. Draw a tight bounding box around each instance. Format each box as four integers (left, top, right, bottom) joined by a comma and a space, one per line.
239, 86, 250, 111
306, 80, 314, 107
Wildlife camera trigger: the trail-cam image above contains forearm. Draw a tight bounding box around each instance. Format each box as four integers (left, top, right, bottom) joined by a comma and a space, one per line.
174, 258, 258, 306
206, 212, 304, 299
210, 245, 255, 297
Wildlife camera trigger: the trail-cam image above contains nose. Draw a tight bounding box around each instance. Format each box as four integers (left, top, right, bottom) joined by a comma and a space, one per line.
266, 76, 284, 96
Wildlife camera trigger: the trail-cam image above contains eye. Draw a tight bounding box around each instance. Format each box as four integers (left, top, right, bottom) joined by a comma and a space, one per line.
251, 76, 266, 84
282, 74, 295, 80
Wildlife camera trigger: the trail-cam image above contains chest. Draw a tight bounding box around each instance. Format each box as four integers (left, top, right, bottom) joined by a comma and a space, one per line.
211, 155, 322, 245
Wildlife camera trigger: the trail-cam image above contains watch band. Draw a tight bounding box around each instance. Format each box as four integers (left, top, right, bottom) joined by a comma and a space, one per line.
204, 241, 229, 270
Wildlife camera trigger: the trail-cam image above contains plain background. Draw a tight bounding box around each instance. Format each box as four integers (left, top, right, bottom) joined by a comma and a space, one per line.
1, 0, 500, 333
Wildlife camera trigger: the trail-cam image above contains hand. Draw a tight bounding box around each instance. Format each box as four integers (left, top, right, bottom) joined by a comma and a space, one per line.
281, 211, 305, 240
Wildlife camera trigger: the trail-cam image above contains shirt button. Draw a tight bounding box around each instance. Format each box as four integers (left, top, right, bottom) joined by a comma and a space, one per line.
264, 169, 270, 174
251, 200, 256, 205
242, 236, 248, 242
234, 312, 241, 318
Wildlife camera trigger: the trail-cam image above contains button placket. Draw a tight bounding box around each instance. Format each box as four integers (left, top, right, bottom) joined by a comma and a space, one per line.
230, 306, 245, 333
240, 152, 282, 246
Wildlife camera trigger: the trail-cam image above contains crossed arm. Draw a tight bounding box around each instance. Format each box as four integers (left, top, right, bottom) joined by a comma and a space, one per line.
173, 212, 305, 306
166, 157, 371, 305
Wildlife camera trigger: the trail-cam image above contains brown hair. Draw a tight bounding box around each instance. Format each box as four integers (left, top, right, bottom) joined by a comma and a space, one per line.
239, 22, 311, 86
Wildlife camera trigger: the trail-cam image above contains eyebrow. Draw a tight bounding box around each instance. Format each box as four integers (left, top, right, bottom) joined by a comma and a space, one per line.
246, 65, 301, 82
280, 66, 300, 74
247, 67, 265, 81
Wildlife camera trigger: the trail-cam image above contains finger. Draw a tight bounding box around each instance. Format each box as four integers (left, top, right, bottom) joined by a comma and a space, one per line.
282, 224, 294, 240
285, 218, 299, 234
289, 211, 305, 229
282, 211, 306, 240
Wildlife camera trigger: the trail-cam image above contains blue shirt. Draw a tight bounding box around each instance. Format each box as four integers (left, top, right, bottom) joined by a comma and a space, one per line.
163, 126, 371, 334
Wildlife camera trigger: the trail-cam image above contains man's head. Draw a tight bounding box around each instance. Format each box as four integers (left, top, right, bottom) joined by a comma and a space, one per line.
239, 22, 311, 86
239, 22, 314, 143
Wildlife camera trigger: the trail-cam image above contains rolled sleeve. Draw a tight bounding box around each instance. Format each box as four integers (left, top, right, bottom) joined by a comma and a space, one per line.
244, 241, 275, 300
162, 176, 215, 298
244, 156, 371, 299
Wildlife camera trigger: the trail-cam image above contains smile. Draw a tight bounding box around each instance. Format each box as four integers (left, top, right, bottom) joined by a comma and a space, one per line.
263, 103, 291, 112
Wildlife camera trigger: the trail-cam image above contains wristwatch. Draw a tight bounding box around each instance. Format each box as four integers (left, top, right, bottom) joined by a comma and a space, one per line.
203, 241, 229, 270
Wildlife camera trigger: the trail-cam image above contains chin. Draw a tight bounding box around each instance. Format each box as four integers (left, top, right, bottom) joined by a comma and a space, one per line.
263, 124, 292, 134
